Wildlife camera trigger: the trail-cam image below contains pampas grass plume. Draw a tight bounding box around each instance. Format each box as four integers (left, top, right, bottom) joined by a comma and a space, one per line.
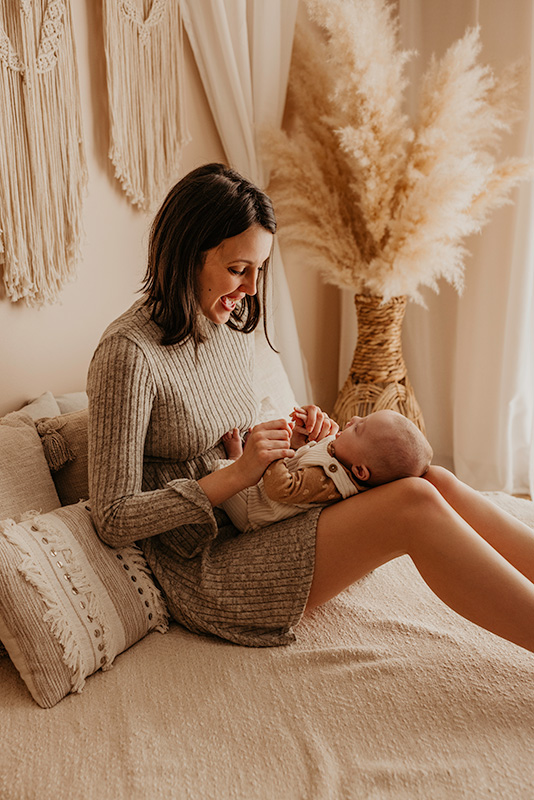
265, 0, 533, 303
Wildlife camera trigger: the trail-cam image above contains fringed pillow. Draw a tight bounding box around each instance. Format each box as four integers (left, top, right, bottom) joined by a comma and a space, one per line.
0, 502, 168, 708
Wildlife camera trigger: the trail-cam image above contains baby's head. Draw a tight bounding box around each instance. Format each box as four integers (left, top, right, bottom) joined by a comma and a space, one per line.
331, 410, 433, 487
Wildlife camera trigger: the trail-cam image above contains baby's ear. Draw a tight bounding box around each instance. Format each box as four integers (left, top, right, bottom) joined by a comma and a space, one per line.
351, 464, 370, 482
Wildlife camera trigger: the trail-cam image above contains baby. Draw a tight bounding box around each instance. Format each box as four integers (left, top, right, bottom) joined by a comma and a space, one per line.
218, 408, 433, 533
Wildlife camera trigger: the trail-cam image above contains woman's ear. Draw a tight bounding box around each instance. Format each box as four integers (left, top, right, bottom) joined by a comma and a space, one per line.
351, 464, 370, 482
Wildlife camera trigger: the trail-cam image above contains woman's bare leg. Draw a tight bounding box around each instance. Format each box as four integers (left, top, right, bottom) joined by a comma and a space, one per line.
424, 466, 534, 583
306, 478, 534, 653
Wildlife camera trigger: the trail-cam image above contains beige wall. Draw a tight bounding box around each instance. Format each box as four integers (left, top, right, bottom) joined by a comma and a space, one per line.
0, 2, 335, 419
0, 2, 225, 417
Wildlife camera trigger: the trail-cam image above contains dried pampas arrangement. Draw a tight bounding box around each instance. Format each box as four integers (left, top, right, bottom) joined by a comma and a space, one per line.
265, 0, 533, 427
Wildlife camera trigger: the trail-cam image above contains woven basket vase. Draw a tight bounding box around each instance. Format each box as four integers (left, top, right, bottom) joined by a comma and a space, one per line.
332, 294, 426, 434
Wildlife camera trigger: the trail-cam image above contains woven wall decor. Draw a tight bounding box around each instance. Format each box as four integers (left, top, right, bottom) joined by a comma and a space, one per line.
103, 0, 190, 211
0, 0, 87, 306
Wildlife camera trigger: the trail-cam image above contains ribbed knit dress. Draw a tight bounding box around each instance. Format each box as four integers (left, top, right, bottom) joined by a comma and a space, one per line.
87, 299, 320, 646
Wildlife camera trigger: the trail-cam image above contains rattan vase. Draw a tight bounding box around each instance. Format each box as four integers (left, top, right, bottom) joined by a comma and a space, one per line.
332, 294, 426, 433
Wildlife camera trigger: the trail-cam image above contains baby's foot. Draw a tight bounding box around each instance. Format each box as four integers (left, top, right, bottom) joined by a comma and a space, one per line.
222, 428, 243, 459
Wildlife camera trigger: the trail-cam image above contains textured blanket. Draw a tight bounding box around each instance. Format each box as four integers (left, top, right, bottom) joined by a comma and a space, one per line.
0, 492, 533, 799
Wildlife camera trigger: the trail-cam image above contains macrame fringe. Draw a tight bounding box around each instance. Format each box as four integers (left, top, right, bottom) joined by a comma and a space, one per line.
0, 1, 87, 306
103, 0, 191, 211
35, 418, 76, 472
29, 512, 119, 671
0, 517, 87, 692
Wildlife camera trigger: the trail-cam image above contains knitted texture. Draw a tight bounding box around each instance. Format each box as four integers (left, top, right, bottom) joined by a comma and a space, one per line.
87, 300, 317, 646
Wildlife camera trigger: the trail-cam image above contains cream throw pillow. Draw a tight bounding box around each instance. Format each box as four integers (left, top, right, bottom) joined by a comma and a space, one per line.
0, 502, 169, 707
18, 391, 61, 420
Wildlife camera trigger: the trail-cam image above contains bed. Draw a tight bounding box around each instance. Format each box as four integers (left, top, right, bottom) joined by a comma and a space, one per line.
0, 336, 533, 800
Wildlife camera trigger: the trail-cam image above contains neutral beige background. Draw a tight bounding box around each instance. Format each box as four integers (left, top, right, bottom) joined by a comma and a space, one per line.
0, 2, 227, 414
0, 1, 336, 419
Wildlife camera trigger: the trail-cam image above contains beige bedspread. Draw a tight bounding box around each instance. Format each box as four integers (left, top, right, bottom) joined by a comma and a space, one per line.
1, 492, 533, 799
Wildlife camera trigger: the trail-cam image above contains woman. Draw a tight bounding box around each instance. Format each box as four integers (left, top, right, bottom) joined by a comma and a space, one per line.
88, 163, 534, 653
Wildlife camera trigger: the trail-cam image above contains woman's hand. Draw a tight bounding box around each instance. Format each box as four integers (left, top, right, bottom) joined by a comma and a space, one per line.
290, 405, 339, 449
198, 419, 294, 507
233, 419, 295, 488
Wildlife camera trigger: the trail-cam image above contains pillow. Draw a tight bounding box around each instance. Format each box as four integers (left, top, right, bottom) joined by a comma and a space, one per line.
19, 391, 61, 420
36, 410, 89, 506
0, 502, 169, 707
55, 391, 88, 414
254, 331, 298, 421
0, 412, 60, 520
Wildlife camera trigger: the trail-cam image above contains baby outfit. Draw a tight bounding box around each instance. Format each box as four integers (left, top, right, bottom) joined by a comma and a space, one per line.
220, 435, 362, 533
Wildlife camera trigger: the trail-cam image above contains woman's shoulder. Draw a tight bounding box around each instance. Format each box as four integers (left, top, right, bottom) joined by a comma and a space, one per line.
97, 297, 162, 351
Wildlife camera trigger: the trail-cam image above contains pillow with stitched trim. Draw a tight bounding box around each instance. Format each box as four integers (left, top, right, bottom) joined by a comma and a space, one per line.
0, 502, 169, 708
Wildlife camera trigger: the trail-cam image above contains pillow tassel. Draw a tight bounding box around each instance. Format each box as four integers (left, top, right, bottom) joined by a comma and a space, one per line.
36, 420, 76, 472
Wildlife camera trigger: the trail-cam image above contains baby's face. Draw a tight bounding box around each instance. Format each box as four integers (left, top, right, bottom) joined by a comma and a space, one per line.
332, 410, 402, 471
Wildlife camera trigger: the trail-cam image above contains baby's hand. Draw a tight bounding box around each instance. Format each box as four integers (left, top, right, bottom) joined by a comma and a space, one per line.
222, 428, 243, 460
290, 405, 339, 448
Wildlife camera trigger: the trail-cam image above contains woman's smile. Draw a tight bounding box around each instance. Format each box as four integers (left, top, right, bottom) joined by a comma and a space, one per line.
220, 294, 242, 312
197, 225, 274, 324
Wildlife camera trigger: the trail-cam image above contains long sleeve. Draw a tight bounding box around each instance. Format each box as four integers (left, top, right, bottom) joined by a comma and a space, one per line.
262, 460, 342, 505
87, 334, 218, 554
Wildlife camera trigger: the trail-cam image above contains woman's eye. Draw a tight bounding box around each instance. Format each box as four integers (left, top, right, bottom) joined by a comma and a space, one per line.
230, 268, 245, 276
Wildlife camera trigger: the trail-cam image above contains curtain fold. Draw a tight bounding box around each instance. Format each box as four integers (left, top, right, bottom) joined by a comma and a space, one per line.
180, 0, 311, 404
392, 0, 534, 495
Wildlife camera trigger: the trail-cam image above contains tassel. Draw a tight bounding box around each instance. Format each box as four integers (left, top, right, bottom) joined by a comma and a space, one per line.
36, 418, 76, 472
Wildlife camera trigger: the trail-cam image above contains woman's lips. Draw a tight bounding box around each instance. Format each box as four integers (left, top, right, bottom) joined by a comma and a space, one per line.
220, 295, 238, 311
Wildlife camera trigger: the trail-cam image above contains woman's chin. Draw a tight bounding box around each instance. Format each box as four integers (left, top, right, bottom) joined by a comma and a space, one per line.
203, 306, 231, 325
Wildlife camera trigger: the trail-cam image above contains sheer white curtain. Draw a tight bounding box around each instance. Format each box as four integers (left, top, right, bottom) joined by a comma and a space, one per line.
395, 0, 534, 495
180, 0, 311, 403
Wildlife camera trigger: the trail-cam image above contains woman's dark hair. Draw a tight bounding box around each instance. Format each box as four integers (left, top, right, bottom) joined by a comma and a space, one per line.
142, 163, 277, 346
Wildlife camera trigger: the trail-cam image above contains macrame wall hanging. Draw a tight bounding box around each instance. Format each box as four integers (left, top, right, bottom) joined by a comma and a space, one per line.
0, 0, 87, 306
103, 0, 190, 211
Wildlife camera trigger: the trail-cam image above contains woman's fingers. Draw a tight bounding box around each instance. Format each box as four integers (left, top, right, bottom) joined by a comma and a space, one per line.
253, 417, 293, 434
246, 419, 294, 458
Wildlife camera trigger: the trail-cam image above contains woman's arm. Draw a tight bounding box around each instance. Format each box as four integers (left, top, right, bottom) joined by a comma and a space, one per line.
88, 335, 294, 550
88, 335, 220, 551
198, 419, 294, 507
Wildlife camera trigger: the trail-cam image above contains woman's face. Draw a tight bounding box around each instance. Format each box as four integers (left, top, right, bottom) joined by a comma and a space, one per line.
197, 225, 273, 324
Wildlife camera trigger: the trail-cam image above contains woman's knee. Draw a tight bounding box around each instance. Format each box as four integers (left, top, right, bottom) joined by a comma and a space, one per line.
394, 474, 444, 507
423, 465, 460, 497
391, 476, 452, 548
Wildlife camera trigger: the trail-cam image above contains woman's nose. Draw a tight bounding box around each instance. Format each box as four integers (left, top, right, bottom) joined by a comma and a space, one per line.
241, 269, 258, 295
